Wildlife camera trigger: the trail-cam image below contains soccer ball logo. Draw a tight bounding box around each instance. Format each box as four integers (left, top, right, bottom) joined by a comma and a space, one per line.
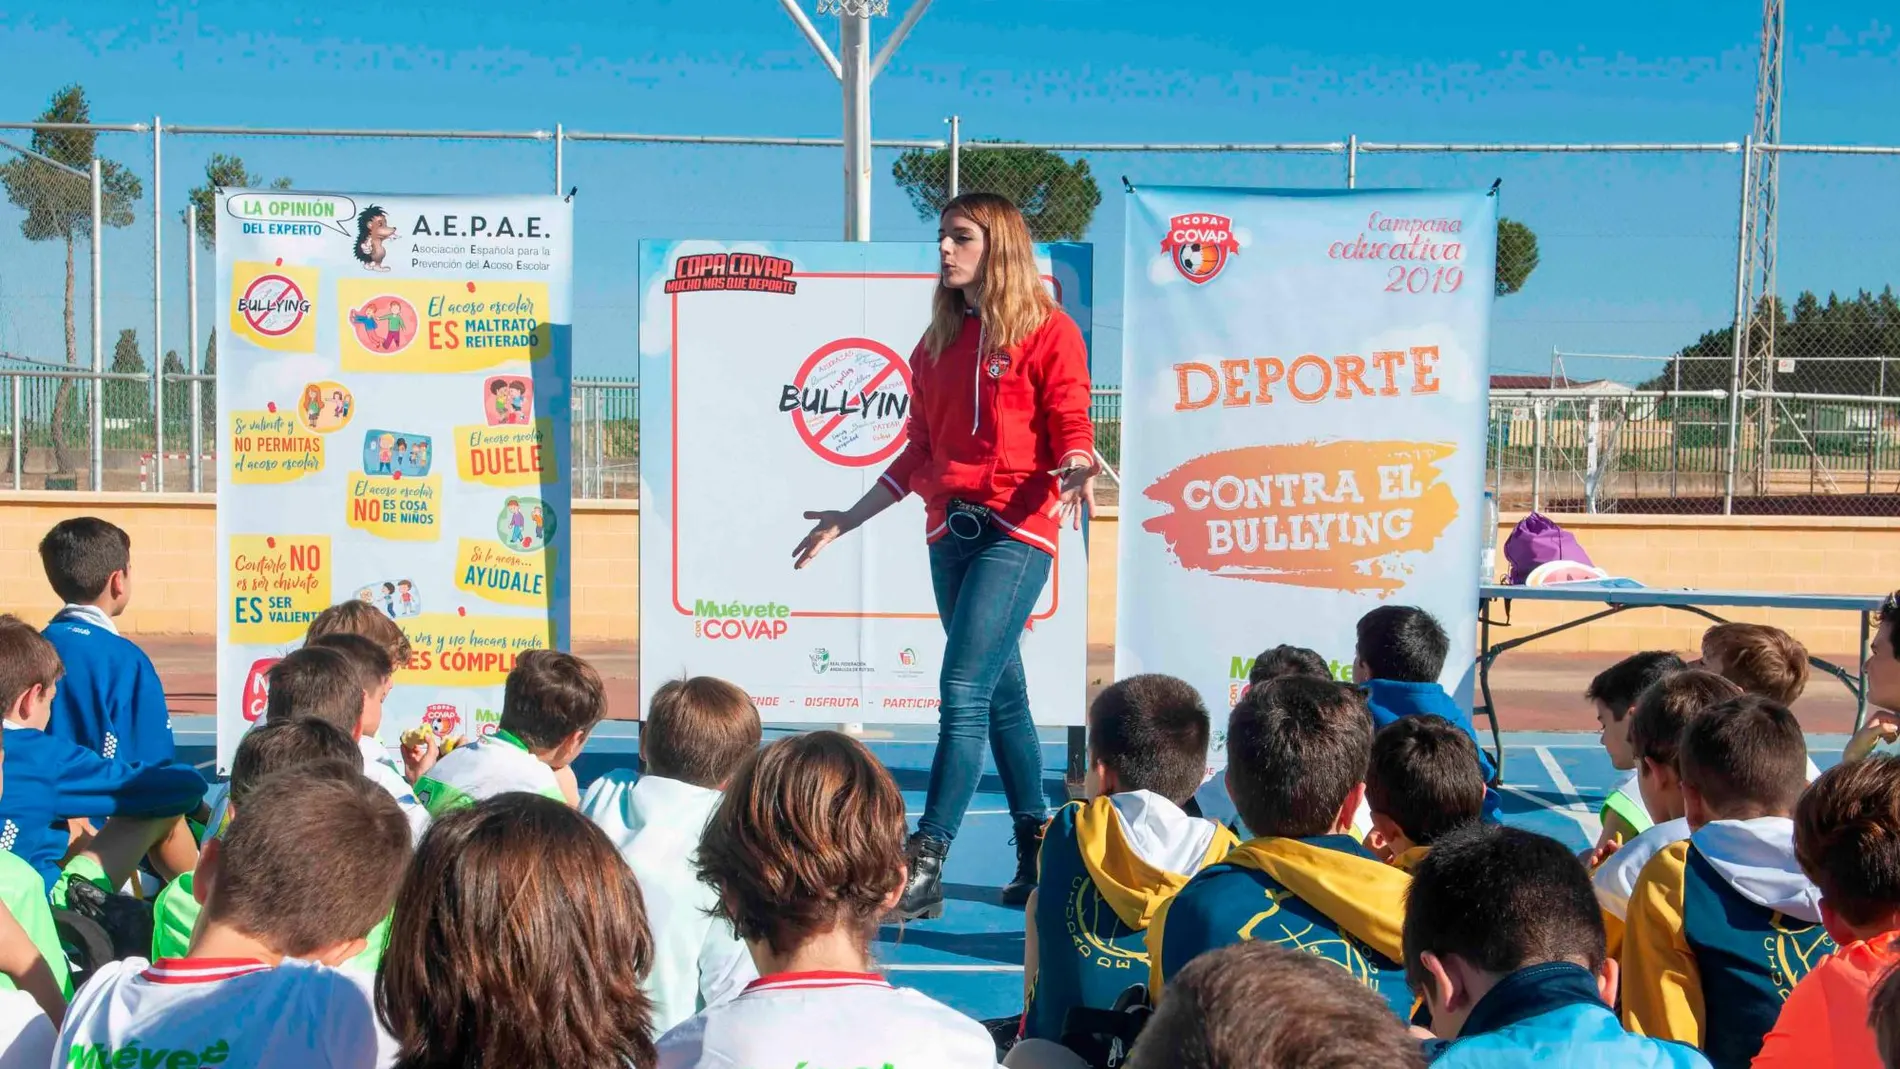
1162, 213, 1241, 286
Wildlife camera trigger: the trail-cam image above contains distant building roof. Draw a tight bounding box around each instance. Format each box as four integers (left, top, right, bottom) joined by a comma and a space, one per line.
1490, 374, 1574, 389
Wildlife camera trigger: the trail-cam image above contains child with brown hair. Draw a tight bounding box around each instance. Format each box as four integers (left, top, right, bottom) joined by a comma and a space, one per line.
657, 731, 995, 1067
53, 766, 412, 1067
1753, 755, 1900, 1068
302, 631, 427, 840
412, 650, 604, 813
1363, 715, 1487, 871
378, 793, 658, 1069
581, 676, 762, 1033
1700, 622, 1810, 706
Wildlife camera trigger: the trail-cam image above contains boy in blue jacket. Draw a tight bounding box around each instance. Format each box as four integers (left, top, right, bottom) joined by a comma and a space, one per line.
1407, 822, 1709, 1068
39, 518, 200, 877
0, 616, 206, 892
1353, 605, 1501, 820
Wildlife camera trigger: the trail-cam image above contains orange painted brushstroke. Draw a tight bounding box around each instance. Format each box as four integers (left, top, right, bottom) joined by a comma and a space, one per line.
1140, 440, 1461, 595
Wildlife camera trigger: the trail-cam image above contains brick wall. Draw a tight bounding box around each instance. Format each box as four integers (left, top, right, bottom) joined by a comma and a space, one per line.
0, 493, 1887, 658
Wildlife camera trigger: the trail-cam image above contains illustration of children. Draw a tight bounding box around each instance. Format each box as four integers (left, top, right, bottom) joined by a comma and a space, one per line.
489, 379, 511, 424
508, 380, 528, 423
330, 389, 350, 420
531, 506, 544, 545
505, 498, 525, 546
381, 582, 398, 618
397, 579, 416, 617
351, 306, 379, 338
376, 433, 395, 473
395, 438, 409, 469
380, 300, 406, 351
357, 588, 377, 606
301, 385, 323, 428
353, 206, 398, 272
411, 441, 430, 471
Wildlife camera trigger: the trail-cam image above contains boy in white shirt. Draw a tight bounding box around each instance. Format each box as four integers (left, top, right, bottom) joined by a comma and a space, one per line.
54, 765, 412, 1069
582, 676, 760, 1033
412, 650, 602, 813
302, 632, 430, 842
658, 731, 998, 1068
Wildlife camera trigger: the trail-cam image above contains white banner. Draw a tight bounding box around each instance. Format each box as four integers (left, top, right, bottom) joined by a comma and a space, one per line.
1117, 187, 1496, 764
215, 191, 572, 769
639, 240, 1091, 724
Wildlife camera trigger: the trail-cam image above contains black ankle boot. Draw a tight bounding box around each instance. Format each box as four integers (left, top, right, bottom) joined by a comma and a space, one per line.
891, 833, 948, 921
1001, 816, 1045, 907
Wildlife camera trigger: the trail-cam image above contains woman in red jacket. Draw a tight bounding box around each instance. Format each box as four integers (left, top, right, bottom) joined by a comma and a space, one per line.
792, 192, 1095, 920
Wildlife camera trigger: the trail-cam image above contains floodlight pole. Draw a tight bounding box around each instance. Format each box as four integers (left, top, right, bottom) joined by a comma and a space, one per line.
780, 0, 933, 241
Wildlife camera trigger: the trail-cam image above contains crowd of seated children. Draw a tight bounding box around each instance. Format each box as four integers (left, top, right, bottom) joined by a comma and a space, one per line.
379, 793, 658, 1069
38, 518, 199, 882
1406, 822, 1708, 1067
1020, 674, 1236, 1049
580, 676, 762, 1034
52, 766, 411, 1068
1590, 670, 1743, 950
1753, 755, 1900, 1068
1363, 716, 1487, 872
659, 731, 997, 1067
1584, 651, 1686, 853
1354, 606, 1502, 821
149, 717, 364, 964
1150, 674, 1413, 1015
409, 649, 603, 812
1621, 694, 1833, 1068
1125, 942, 1425, 1069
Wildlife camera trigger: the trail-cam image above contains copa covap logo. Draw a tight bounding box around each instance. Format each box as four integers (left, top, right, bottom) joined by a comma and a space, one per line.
1162, 214, 1241, 285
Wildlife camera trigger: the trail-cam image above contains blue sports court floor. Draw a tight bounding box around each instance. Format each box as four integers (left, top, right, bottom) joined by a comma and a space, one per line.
172, 718, 1852, 1022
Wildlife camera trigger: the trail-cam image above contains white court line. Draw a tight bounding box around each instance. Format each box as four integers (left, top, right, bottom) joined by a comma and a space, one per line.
883, 964, 1024, 973
1516, 747, 1603, 842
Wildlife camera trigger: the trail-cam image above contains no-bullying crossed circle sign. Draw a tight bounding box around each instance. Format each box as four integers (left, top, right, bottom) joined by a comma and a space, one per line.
238, 274, 309, 337
787, 337, 913, 468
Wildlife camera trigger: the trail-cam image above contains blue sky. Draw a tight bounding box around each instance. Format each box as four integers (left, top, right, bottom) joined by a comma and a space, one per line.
2, 1, 1898, 384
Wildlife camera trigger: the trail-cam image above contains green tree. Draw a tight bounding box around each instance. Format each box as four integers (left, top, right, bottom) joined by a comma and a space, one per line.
161, 348, 187, 440
1496, 217, 1541, 297
1645, 287, 1900, 397
185, 154, 292, 250
0, 84, 143, 472
891, 144, 1102, 241
106, 328, 149, 430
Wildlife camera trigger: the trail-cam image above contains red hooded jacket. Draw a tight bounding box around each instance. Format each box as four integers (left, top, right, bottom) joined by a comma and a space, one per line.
878, 308, 1094, 555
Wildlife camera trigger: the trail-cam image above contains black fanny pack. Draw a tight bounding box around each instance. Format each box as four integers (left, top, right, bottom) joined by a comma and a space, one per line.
945, 499, 993, 540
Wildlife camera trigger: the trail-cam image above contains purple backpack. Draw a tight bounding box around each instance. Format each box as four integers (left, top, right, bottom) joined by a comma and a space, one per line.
1502, 512, 1594, 585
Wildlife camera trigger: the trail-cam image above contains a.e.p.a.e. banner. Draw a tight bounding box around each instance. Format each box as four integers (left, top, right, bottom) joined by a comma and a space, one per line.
214, 191, 572, 770
638, 240, 1090, 724
1117, 187, 1495, 765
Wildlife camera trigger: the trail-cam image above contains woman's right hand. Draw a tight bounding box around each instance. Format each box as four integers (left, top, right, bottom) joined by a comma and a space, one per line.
792, 510, 854, 570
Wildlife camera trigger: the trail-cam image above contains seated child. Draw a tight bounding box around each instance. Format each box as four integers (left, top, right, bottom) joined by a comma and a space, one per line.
1248, 645, 1332, 687
149, 718, 363, 962
379, 794, 658, 1068
1753, 755, 1900, 1068
52, 767, 410, 1068
657, 731, 995, 1066
302, 632, 428, 840
1700, 622, 1809, 707
1585, 651, 1686, 854
304, 601, 419, 786
1592, 670, 1743, 948
581, 676, 761, 1034
1149, 676, 1412, 1015
1363, 716, 1486, 872
0, 617, 204, 891
1353, 606, 1501, 820
413, 650, 604, 813
38, 518, 199, 879
1122, 942, 1425, 1069
1023, 674, 1237, 1045
1622, 694, 1836, 1068
1406, 823, 1708, 1067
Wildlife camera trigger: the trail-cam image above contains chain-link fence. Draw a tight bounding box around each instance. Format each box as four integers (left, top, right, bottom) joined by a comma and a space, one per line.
1, 114, 1896, 511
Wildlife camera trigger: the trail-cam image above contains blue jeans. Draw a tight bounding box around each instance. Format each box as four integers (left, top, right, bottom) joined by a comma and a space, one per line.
916, 526, 1053, 846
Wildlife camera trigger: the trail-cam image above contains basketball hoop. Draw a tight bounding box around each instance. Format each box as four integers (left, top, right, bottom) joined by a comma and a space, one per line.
816, 0, 889, 14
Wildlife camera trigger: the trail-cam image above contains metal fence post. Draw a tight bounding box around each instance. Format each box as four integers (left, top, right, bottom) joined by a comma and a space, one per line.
554, 122, 564, 195
1531, 400, 1545, 512
947, 114, 960, 198
153, 115, 164, 492
90, 157, 104, 492
187, 203, 202, 492
592, 388, 605, 499
1346, 133, 1357, 189
1723, 136, 1755, 515
10, 377, 20, 491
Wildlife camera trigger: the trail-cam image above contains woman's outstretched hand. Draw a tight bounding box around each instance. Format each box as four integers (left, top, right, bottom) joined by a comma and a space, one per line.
1054, 464, 1097, 530
793, 510, 853, 570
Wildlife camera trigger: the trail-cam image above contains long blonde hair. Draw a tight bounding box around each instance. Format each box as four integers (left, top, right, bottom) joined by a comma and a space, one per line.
923, 193, 1055, 360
